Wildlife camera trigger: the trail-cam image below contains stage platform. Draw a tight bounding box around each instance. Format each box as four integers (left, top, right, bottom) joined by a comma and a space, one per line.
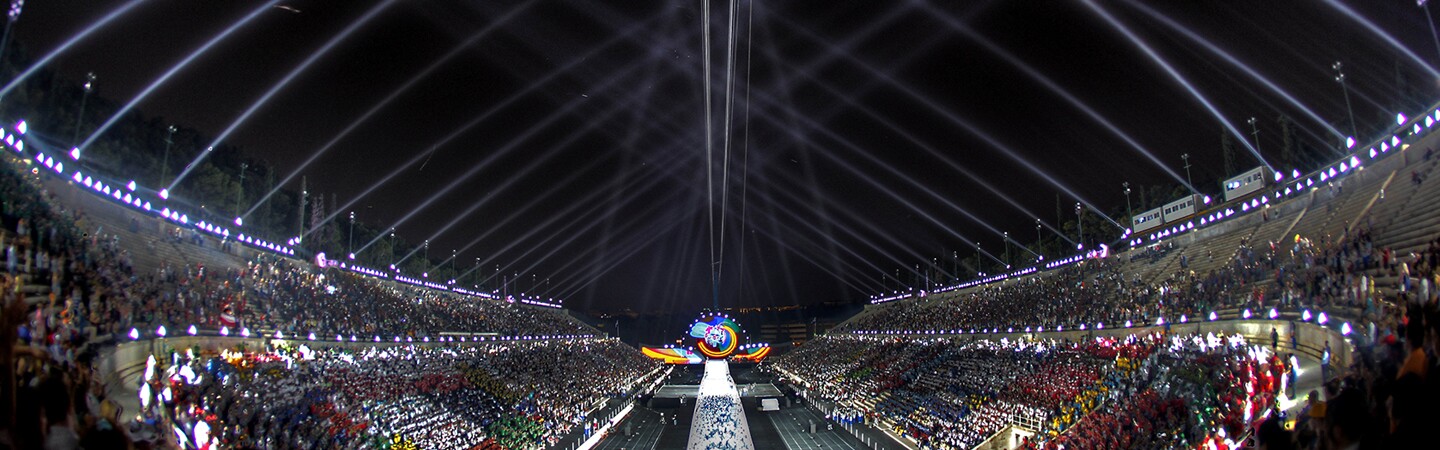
653, 383, 784, 399
686, 360, 755, 449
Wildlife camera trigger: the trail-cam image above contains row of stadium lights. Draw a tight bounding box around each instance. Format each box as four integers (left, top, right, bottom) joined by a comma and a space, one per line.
870, 246, 1104, 305
128, 324, 594, 343
658, 343, 770, 350
337, 259, 564, 308
874, 107, 1438, 306
852, 307, 1350, 337
1131, 109, 1435, 248
4, 120, 298, 257
7, 118, 566, 310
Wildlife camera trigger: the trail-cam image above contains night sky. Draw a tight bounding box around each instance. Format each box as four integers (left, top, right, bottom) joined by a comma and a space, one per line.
13, 0, 1440, 315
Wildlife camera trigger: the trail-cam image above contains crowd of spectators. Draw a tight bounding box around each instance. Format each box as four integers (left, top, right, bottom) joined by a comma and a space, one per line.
2, 142, 654, 448
773, 332, 1285, 450
6, 122, 1440, 448
797, 296, 1440, 450
840, 192, 1439, 339
151, 338, 657, 449
3, 156, 594, 349
841, 260, 1141, 333
181, 254, 592, 339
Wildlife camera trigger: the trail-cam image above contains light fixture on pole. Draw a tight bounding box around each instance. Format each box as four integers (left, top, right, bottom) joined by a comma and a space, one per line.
1181, 154, 1194, 195
72, 71, 96, 150
160, 125, 176, 187
931, 257, 938, 288
347, 211, 355, 259
1421, 1, 1440, 67
1333, 62, 1358, 140
1035, 219, 1043, 259
1002, 231, 1010, 268
234, 162, 247, 220
974, 242, 981, 276
1123, 182, 1132, 220
952, 250, 958, 282
1246, 117, 1262, 154
0, 1, 24, 99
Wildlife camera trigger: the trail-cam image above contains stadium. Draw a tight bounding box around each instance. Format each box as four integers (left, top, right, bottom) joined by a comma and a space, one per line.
0, 1, 1437, 449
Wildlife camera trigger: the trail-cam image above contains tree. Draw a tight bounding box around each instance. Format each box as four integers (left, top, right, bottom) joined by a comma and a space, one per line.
190, 163, 237, 220
1220, 127, 1239, 178
1278, 114, 1298, 170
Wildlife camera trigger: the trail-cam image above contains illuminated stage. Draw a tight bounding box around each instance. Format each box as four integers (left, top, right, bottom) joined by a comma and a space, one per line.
686, 360, 755, 450
642, 314, 771, 364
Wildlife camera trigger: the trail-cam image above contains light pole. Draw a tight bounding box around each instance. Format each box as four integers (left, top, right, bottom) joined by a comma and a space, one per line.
1002, 232, 1010, 268
1075, 202, 1084, 250
72, 72, 96, 150
1421, 1, 1440, 66
1123, 182, 1133, 220
975, 242, 981, 276
0, 1, 23, 102
1246, 117, 1262, 154
160, 125, 176, 186
388, 228, 396, 270
1333, 62, 1357, 139
233, 162, 247, 221
931, 257, 939, 288
952, 251, 958, 282
347, 211, 355, 259
1035, 219, 1043, 260
423, 239, 429, 276
1181, 153, 1194, 195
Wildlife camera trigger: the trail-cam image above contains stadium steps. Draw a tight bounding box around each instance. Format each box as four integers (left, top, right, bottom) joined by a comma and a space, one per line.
1261, 168, 1391, 297
1387, 176, 1440, 241
1294, 162, 1400, 242
1249, 206, 1304, 247
1285, 187, 1354, 244
49, 171, 251, 275
1336, 169, 1398, 239
1360, 157, 1440, 297
1369, 157, 1439, 239
1184, 225, 1258, 277
1138, 244, 1188, 285
1229, 212, 1309, 299
1318, 166, 1395, 240
1264, 204, 1310, 245
1374, 174, 1440, 256
102, 220, 180, 274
